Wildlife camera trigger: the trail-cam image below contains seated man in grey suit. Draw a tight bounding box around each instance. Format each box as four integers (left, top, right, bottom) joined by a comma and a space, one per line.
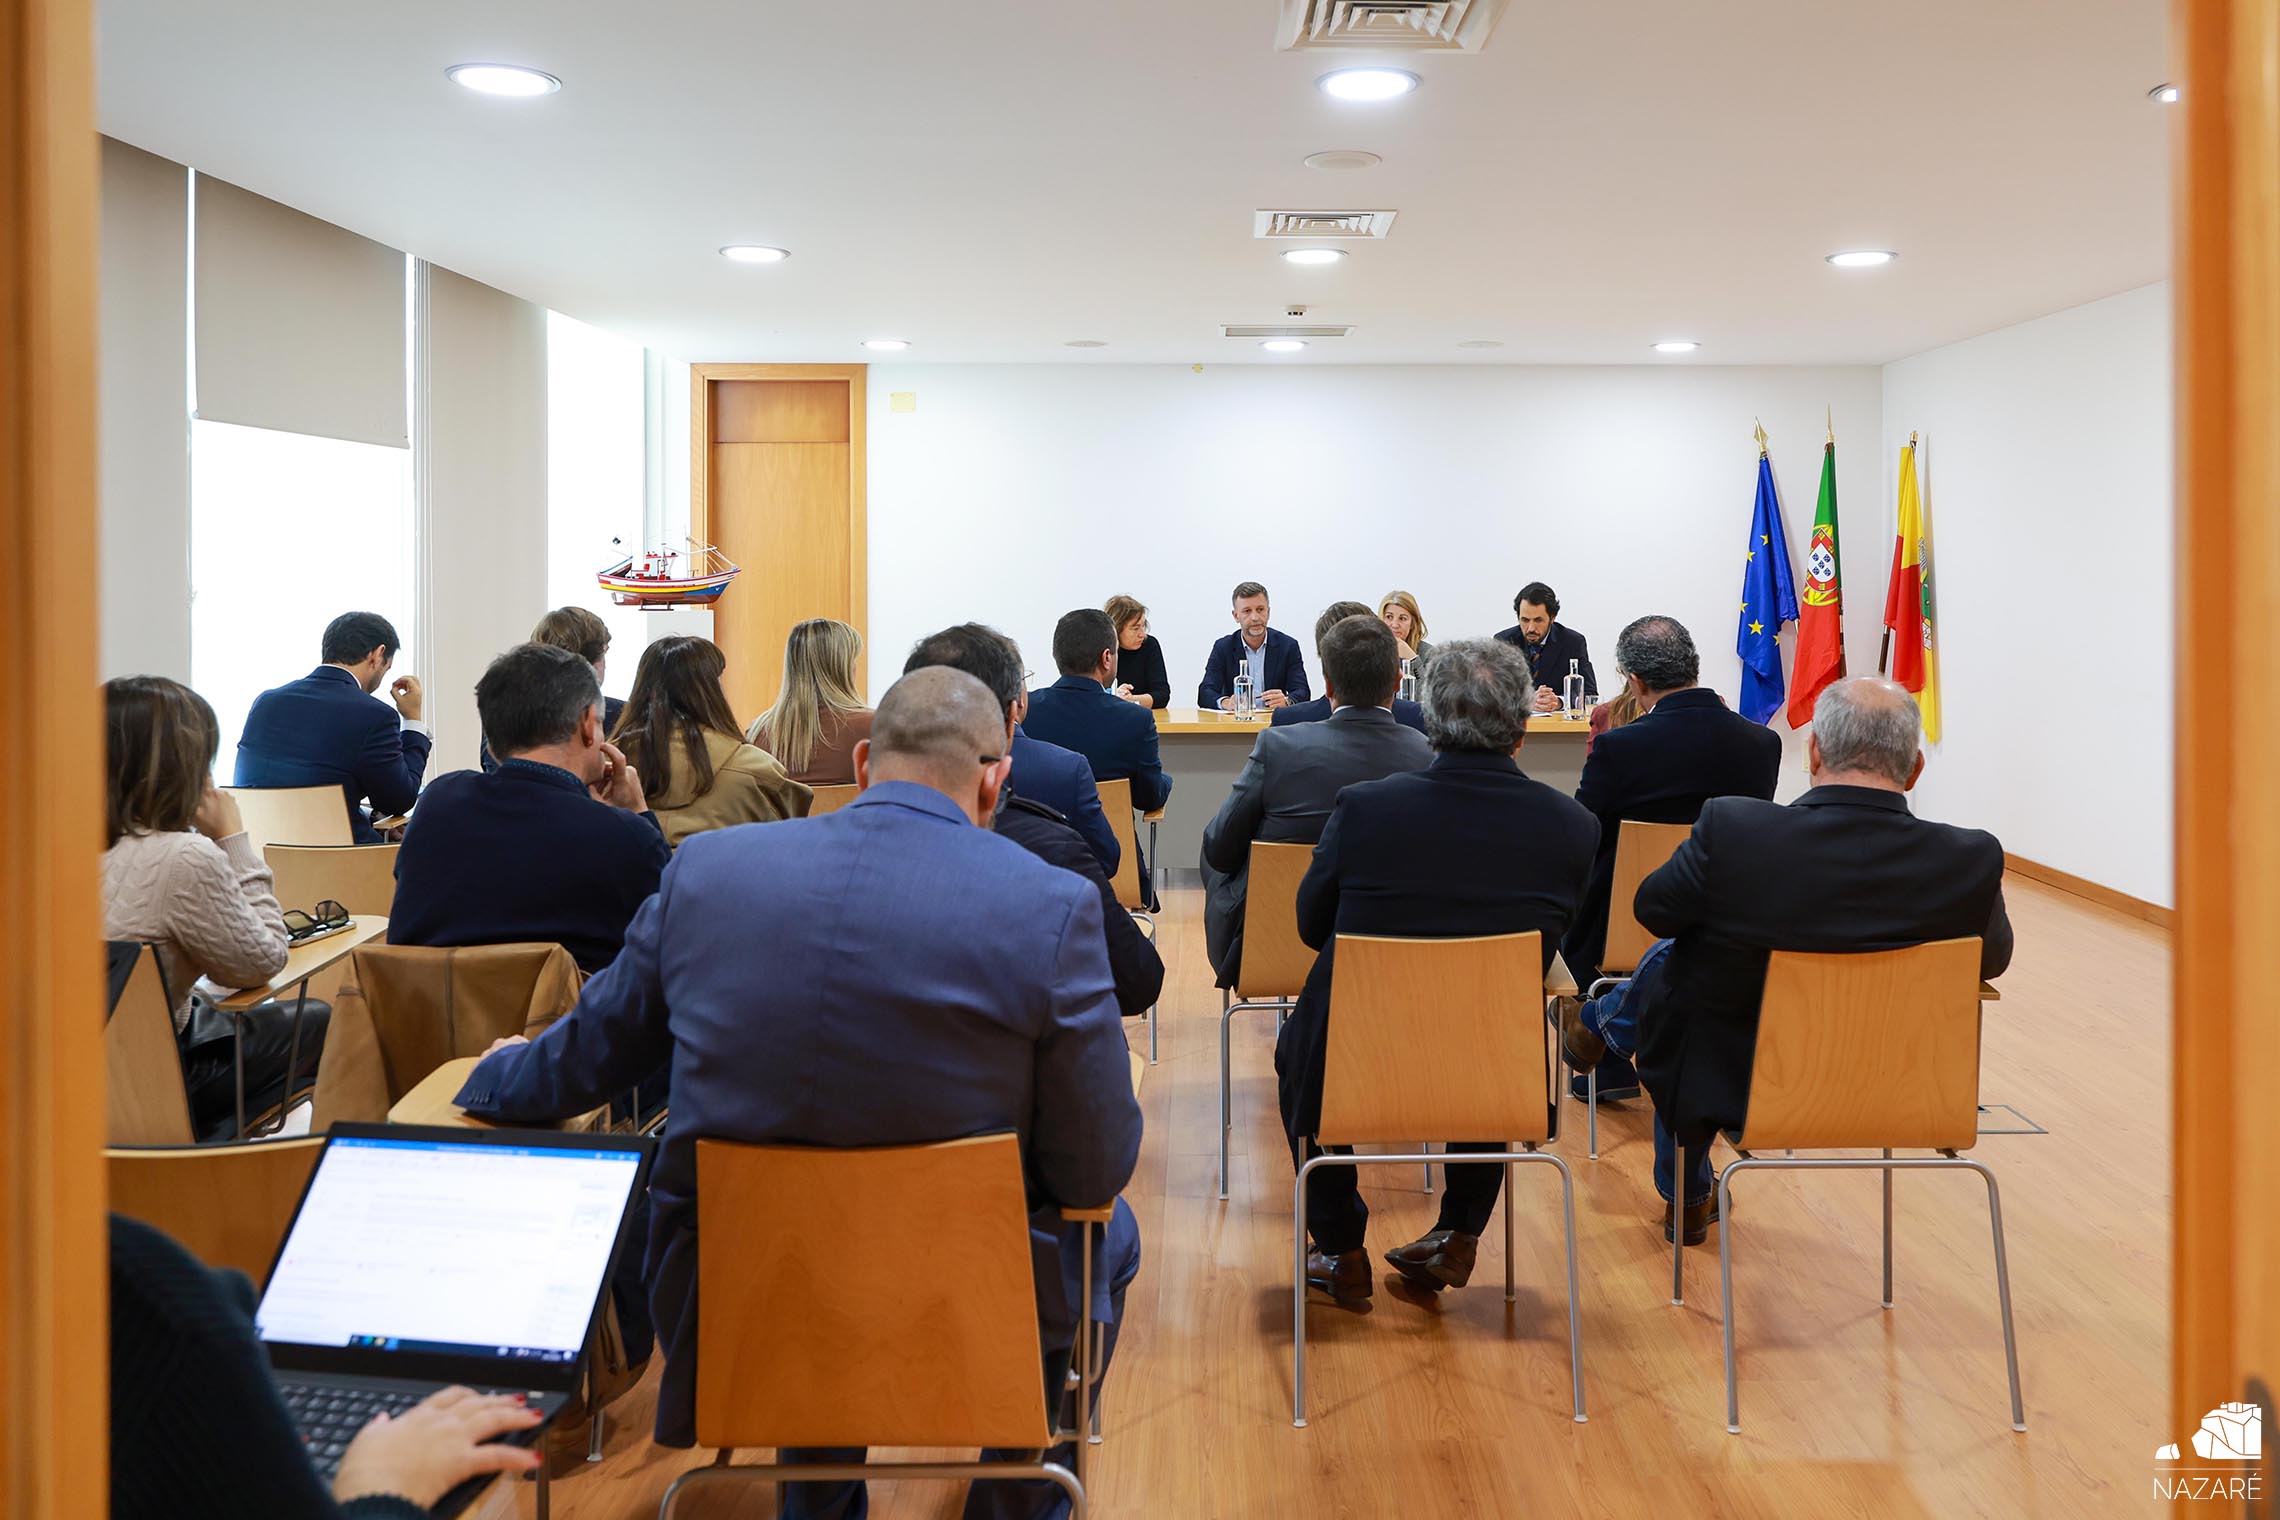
1201, 611, 1433, 988
454, 666, 1142, 1520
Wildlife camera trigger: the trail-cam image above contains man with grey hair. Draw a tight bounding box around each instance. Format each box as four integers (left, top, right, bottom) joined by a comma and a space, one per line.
1560, 615, 1780, 1102
1557, 675, 2012, 1245
1276, 638, 1597, 1308
456, 665, 1143, 1517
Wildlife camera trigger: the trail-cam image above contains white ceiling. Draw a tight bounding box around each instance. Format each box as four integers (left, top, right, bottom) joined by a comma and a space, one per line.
96, 0, 2171, 366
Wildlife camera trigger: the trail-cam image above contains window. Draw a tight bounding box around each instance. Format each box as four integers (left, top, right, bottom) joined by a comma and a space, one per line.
546, 311, 649, 696
189, 420, 416, 766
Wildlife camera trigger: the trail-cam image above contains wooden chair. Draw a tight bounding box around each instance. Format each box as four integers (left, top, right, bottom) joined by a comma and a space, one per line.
1093, 778, 1158, 1065
806, 782, 860, 815
657, 1134, 1107, 1518
1295, 930, 1585, 1427
105, 943, 194, 1146
1575, 820, 1692, 1158
108, 1137, 324, 1286
1672, 937, 2024, 1435
265, 843, 399, 919
223, 785, 354, 853
1218, 840, 1316, 1200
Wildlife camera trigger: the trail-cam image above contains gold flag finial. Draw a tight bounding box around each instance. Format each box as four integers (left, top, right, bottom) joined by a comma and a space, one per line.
1909, 429, 1918, 447
1753, 418, 1769, 456
1826, 405, 1835, 445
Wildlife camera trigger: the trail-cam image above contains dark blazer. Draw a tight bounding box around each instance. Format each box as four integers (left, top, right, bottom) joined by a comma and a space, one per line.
1011, 727, 1118, 877
389, 759, 670, 975
1632, 787, 2013, 1147
1200, 706, 1433, 985
1114, 635, 1172, 710
998, 794, 1165, 1018
1274, 750, 1599, 1135
454, 782, 1142, 1447
1198, 628, 1311, 710
233, 665, 432, 844
1022, 676, 1175, 812
1269, 694, 1427, 734
109, 1213, 427, 1520
481, 695, 623, 772
1493, 621, 1598, 698
1562, 688, 1781, 979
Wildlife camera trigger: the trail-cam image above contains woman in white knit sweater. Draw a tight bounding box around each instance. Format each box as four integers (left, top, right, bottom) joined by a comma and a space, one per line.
103, 676, 330, 1137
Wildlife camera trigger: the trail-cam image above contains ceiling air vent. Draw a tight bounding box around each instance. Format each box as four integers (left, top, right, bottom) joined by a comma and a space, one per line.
1276, 0, 1511, 52
1223, 324, 1354, 339
1253, 209, 1398, 241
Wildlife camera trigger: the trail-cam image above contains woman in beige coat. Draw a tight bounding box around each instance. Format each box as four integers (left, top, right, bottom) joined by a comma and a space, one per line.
611, 636, 811, 847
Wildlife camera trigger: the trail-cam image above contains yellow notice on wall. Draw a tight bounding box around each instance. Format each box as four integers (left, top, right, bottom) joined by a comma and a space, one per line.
889, 392, 916, 413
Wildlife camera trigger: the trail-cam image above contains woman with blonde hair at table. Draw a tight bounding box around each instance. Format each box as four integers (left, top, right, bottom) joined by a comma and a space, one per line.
1378, 589, 1434, 663
747, 617, 873, 786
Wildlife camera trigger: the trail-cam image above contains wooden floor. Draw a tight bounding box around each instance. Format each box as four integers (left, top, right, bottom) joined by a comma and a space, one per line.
513, 874, 2169, 1519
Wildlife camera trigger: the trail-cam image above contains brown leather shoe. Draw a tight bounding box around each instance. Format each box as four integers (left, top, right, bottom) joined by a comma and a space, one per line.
1553, 995, 1605, 1072
1383, 1229, 1480, 1291
1305, 1247, 1373, 1309
1663, 1193, 1725, 1246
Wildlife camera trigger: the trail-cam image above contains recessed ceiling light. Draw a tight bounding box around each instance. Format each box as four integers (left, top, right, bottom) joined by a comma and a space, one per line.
1826, 249, 1897, 268
1317, 68, 1419, 102
1652, 340, 1701, 353
1304, 149, 1383, 171
446, 63, 561, 97
2150, 82, 2180, 103
1064, 339, 1108, 348
1282, 248, 1347, 266
719, 245, 789, 264
1260, 339, 1309, 353
861, 338, 910, 352
1456, 339, 1503, 349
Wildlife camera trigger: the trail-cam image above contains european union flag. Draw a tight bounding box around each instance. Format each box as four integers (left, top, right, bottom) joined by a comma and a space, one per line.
1736, 453, 1799, 724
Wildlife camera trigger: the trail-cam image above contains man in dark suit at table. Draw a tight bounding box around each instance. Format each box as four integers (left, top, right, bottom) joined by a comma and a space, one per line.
234, 610, 430, 843
1557, 676, 2012, 1244
1026, 609, 1175, 900
454, 667, 1143, 1520
1494, 581, 1598, 714
1560, 615, 1780, 1099
1198, 581, 1311, 711
1202, 611, 1432, 987
1277, 639, 1597, 1308
1269, 601, 1428, 735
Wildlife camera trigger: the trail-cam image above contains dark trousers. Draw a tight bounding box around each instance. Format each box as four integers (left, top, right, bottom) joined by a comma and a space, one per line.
180, 998, 332, 1140
778, 1202, 1142, 1520
1285, 1128, 1507, 1255
1576, 938, 1713, 1205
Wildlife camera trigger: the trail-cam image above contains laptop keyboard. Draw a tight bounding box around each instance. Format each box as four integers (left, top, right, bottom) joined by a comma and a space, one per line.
278, 1381, 423, 1477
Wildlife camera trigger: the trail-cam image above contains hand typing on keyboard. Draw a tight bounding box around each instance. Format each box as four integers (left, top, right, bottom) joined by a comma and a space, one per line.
329, 1387, 543, 1509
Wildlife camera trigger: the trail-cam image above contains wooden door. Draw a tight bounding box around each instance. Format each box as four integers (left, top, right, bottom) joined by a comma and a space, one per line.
691, 365, 866, 721
2171, 0, 2280, 1478
0, 0, 109, 1509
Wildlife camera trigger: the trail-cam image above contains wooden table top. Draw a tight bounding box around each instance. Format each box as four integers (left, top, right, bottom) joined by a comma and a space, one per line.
216, 915, 387, 1009
1153, 707, 1592, 737
389, 1055, 490, 1127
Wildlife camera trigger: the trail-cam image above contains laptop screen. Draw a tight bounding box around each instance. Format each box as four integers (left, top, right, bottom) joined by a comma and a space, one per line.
257, 1132, 645, 1366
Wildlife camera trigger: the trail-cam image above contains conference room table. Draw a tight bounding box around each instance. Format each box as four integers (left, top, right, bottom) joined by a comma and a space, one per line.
1146, 708, 1593, 886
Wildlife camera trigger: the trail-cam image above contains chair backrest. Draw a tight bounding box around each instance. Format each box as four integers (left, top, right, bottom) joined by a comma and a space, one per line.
1736, 937, 1985, 1152
224, 785, 354, 853
1601, 820, 1695, 975
806, 782, 859, 816
1319, 931, 1552, 1146
693, 1133, 1051, 1451
308, 942, 583, 1129
266, 843, 399, 920
1234, 840, 1317, 1000
1097, 777, 1145, 912
104, 944, 195, 1146
108, 1137, 324, 1287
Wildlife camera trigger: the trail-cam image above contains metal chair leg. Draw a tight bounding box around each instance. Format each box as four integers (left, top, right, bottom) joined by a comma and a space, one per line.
1423, 1140, 1435, 1194
1292, 1161, 1314, 1428
1550, 1153, 1588, 1422
1881, 1148, 1895, 1309
1587, 1064, 1598, 1159
1720, 1162, 1743, 1433
587, 1355, 606, 1461
1670, 1193, 1685, 1305
1218, 992, 1234, 1200
1971, 1159, 2028, 1432
1503, 1161, 1516, 1302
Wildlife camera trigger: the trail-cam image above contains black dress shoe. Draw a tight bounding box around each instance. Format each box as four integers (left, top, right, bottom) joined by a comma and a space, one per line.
1663, 1193, 1725, 1246
1383, 1229, 1479, 1291
1305, 1247, 1373, 1309
1553, 996, 1605, 1072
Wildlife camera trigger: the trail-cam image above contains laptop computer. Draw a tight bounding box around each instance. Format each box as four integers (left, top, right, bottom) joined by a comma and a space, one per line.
256, 1121, 654, 1513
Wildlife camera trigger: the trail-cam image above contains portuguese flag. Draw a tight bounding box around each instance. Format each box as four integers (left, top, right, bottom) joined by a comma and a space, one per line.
1786, 437, 1844, 727
1881, 437, 1942, 741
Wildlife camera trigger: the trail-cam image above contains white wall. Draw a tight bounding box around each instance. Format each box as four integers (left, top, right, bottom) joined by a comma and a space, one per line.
866, 363, 1884, 786
1881, 283, 2173, 905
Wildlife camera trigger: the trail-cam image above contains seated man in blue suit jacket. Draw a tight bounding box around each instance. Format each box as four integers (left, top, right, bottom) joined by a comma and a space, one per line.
233, 611, 430, 844
1025, 610, 1175, 903
1269, 601, 1428, 735
454, 668, 1143, 1520
1197, 581, 1311, 710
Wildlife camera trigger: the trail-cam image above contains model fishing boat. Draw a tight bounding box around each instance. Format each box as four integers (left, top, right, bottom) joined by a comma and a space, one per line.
596, 540, 740, 608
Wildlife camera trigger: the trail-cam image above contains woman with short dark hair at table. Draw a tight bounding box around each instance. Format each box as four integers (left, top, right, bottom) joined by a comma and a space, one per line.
1105, 594, 1171, 709
747, 617, 873, 785
612, 636, 810, 847
1378, 589, 1434, 663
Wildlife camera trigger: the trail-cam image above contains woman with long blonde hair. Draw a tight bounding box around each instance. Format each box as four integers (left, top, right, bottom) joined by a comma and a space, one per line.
746, 617, 873, 785
1378, 589, 1433, 662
